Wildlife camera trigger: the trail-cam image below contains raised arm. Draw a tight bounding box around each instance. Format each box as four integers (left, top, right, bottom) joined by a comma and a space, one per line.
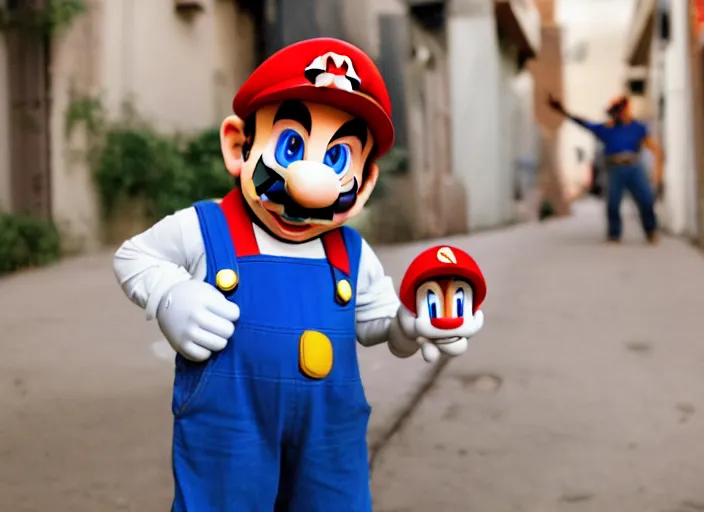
547, 94, 604, 135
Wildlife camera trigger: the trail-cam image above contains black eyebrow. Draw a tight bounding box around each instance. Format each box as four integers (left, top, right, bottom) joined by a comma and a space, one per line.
329, 119, 368, 147
273, 101, 312, 135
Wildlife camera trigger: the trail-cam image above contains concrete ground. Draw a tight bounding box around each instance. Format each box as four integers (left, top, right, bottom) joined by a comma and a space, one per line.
1, 198, 703, 511
0, 215, 432, 511
372, 200, 704, 512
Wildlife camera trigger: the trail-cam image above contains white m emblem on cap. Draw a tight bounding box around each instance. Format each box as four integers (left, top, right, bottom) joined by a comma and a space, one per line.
436, 247, 457, 264
304, 52, 361, 92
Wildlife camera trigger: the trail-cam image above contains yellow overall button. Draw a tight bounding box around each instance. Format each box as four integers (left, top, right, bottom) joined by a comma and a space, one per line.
215, 269, 238, 291
299, 330, 333, 379
336, 279, 352, 304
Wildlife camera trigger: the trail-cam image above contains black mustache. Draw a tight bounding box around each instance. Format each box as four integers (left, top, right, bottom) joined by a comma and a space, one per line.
252, 157, 359, 221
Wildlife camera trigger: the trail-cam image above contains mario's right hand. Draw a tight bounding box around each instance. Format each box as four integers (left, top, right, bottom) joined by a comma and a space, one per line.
156, 280, 240, 362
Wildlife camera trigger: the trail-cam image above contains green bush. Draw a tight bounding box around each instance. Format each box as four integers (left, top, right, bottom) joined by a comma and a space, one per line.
90, 107, 409, 225
370, 146, 409, 203
0, 0, 87, 37
182, 128, 237, 201
0, 213, 61, 275
376, 146, 409, 175
94, 125, 231, 223
539, 199, 555, 221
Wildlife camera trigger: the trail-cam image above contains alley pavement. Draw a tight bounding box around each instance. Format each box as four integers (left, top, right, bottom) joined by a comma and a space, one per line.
372, 200, 704, 512
1, 198, 704, 511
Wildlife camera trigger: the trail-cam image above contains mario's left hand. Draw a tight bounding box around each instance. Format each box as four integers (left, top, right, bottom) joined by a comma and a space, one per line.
394, 306, 484, 363
391, 245, 488, 363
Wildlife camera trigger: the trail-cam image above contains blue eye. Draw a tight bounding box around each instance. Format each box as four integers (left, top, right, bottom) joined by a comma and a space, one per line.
426, 291, 440, 319
454, 288, 465, 317
324, 144, 351, 175
275, 129, 305, 167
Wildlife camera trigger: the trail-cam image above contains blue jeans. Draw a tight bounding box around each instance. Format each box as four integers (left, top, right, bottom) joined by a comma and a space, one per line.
606, 164, 657, 239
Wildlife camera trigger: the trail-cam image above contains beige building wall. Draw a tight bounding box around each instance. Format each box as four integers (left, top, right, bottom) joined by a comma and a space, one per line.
99, 0, 256, 130
555, 0, 636, 193
341, 0, 405, 59
46, 0, 257, 251
50, 1, 103, 252
0, 38, 10, 212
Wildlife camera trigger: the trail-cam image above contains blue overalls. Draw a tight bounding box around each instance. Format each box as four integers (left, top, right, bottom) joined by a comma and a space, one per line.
171, 189, 372, 511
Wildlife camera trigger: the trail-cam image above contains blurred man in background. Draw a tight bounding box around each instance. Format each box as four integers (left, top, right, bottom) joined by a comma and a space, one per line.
548, 94, 663, 244
589, 142, 607, 198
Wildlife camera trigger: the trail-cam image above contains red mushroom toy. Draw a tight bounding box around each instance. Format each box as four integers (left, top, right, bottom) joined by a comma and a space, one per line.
397, 245, 487, 362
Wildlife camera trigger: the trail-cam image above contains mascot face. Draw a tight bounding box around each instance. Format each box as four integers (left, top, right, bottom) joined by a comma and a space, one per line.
217, 38, 396, 242
413, 277, 480, 340
219, 101, 379, 243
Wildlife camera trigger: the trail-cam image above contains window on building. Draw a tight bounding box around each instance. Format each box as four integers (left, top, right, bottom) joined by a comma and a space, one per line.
628, 78, 646, 95
409, 2, 445, 32
658, 0, 671, 42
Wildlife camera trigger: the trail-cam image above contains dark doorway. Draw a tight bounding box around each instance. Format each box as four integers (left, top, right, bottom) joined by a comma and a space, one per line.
235, 0, 267, 65
4, 0, 52, 220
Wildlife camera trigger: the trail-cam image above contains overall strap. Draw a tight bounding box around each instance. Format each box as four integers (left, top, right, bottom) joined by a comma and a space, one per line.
193, 196, 240, 294
219, 188, 260, 258
339, 226, 363, 277
321, 226, 362, 306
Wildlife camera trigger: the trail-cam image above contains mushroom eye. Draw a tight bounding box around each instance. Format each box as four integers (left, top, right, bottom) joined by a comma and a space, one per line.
426, 290, 441, 319
415, 281, 445, 319
453, 288, 465, 318
447, 280, 473, 318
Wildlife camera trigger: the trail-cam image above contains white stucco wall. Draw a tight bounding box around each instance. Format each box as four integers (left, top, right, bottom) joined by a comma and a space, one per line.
555, 0, 636, 192
45, 0, 258, 250
353, 0, 405, 60
99, 0, 255, 131
49, 3, 103, 251
499, 45, 519, 213
662, 0, 698, 237
449, 5, 517, 231
512, 69, 539, 193
0, 37, 10, 212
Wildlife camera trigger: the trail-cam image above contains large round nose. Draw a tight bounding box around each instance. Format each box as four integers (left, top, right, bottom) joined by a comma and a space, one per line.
285, 161, 341, 209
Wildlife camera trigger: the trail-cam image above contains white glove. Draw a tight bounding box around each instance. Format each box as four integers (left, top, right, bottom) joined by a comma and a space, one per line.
394, 306, 484, 363
416, 336, 468, 364
157, 280, 240, 362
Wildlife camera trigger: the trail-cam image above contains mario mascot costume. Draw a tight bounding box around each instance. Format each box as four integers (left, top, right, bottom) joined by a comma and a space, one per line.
113, 38, 486, 511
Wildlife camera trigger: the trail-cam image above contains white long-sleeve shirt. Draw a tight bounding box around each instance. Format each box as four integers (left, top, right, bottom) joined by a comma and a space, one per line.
113, 206, 407, 347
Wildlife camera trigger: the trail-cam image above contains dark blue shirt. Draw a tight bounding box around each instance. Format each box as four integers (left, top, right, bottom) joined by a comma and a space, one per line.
582, 120, 648, 155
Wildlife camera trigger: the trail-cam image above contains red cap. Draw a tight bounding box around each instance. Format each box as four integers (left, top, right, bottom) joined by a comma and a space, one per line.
233, 38, 395, 157
399, 246, 487, 315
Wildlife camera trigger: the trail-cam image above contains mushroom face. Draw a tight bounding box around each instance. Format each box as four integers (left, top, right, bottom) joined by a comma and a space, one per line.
414, 278, 476, 340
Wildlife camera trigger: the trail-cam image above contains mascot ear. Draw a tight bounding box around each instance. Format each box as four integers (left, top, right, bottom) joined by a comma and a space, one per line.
221, 115, 246, 177
356, 162, 380, 205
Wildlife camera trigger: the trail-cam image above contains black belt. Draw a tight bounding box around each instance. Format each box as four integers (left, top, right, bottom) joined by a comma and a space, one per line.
605, 153, 639, 166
